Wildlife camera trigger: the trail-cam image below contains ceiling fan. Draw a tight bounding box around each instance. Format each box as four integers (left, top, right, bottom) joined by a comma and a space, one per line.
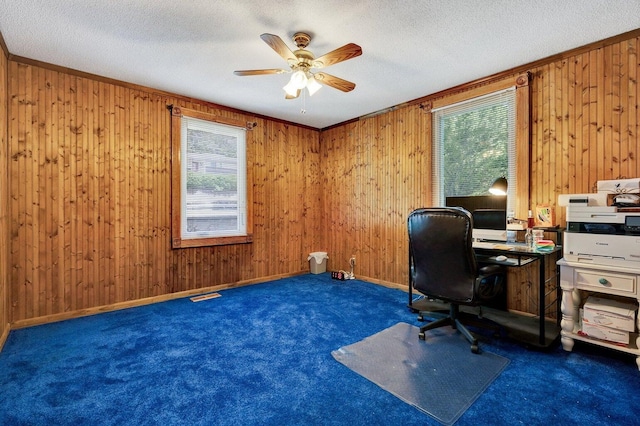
234, 32, 362, 99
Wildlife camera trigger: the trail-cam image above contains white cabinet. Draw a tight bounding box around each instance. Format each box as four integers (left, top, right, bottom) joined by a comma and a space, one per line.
558, 259, 640, 370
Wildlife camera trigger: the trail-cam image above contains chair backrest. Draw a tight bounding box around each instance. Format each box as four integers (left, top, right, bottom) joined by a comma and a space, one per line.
408, 207, 478, 304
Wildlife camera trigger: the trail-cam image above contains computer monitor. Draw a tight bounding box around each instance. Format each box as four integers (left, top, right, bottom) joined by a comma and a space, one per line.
445, 195, 508, 241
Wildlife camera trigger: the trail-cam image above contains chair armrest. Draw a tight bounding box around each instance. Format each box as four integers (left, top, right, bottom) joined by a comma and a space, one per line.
479, 264, 502, 275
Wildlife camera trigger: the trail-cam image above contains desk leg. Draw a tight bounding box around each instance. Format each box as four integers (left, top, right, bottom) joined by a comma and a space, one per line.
555, 255, 562, 323
538, 256, 546, 346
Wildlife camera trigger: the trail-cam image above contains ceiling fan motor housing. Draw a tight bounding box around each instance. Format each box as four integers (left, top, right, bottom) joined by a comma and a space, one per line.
292, 32, 311, 48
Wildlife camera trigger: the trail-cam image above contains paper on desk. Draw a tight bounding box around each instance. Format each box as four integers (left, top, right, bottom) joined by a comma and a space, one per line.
491, 244, 515, 250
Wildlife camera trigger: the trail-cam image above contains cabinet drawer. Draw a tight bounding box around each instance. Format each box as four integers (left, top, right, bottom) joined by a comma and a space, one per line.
574, 269, 636, 295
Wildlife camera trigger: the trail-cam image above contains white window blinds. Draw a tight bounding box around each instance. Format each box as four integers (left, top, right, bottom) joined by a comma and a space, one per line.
432, 87, 516, 214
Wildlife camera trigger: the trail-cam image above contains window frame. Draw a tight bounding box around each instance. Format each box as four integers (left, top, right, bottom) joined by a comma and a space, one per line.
170, 106, 253, 248
429, 73, 530, 220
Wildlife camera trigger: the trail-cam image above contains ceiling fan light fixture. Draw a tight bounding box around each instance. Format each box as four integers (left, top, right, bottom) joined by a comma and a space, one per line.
290, 70, 308, 89
306, 75, 322, 96
283, 69, 310, 97
283, 80, 299, 97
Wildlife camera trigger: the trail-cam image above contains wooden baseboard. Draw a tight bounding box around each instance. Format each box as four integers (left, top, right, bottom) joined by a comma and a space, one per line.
9, 271, 305, 330
357, 275, 408, 292
6, 272, 407, 333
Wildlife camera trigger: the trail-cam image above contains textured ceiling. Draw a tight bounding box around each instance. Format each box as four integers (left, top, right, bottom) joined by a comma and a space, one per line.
0, 1, 639, 129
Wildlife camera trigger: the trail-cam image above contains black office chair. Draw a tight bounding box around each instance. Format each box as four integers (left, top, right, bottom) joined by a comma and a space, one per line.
407, 207, 504, 353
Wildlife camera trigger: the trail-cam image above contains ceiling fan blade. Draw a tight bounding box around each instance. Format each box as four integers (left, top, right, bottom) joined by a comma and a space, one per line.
234, 69, 288, 76
313, 43, 362, 68
314, 73, 356, 92
285, 89, 301, 100
260, 33, 297, 63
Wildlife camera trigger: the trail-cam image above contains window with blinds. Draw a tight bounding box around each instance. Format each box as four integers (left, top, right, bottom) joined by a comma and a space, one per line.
180, 116, 247, 240
170, 106, 253, 248
432, 87, 516, 214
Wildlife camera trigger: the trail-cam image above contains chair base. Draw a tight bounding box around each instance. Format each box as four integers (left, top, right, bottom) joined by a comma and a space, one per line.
418, 305, 479, 354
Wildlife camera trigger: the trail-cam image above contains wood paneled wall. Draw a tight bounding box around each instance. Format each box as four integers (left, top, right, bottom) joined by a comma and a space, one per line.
320, 106, 430, 286
321, 34, 640, 312
530, 36, 639, 220
4, 31, 639, 325
7, 62, 321, 323
0, 38, 9, 341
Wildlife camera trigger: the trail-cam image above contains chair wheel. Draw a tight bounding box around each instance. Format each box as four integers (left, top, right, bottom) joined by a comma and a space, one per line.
417, 315, 424, 322
419, 332, 425, 340
471, 344, 479, 354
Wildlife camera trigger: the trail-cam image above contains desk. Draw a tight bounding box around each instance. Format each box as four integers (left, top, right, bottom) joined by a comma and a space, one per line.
408, 242, 562, 348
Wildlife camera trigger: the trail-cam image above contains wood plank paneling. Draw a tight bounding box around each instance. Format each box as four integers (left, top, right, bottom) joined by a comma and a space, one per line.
320, 104, 430, 284
530, 36, 640, 226
321, 34, 640, 315
4, 32, 640, 323
8, 61, 321, 323
0, 39, 9, 342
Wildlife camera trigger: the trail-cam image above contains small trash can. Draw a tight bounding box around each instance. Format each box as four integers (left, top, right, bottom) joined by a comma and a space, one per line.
308, 252, 328, 274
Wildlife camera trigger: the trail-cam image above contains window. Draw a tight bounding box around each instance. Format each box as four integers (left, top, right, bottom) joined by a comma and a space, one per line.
433, 88, 516, 212
170, 107, 253, 248
431, 74, 530, 219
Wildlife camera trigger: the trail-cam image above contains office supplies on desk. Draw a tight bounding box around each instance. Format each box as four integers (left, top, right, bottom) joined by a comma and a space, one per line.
535, 239, 555, 251
472, 241, 498, 249
472, 241, 515, 250
536, 204, 555, 227
613, 193, 640, 207
596, 178, 640, 194
507, 222, 525, 230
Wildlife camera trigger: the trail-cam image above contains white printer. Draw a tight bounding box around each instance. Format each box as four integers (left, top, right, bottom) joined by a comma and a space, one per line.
560, 179, 640, 268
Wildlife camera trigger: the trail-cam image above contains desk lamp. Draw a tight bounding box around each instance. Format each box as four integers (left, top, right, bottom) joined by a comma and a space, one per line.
489, 177, 508, 196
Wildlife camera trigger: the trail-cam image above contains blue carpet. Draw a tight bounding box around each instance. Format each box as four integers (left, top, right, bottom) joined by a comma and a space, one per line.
332, 322, 509, 425
0, 274, 639, 425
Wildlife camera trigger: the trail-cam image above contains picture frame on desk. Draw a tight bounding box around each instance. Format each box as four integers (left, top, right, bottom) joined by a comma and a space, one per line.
535, 204, 555, 227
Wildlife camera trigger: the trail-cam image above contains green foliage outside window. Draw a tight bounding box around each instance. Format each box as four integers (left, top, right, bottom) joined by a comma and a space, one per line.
187, 172, 237, 192
441, 103, 509, 197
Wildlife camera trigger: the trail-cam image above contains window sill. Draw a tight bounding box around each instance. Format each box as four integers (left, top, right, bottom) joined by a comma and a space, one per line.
172, 234, 253, 248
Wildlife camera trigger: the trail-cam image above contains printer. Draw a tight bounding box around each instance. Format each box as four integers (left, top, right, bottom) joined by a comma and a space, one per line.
560, 179, 640, 268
